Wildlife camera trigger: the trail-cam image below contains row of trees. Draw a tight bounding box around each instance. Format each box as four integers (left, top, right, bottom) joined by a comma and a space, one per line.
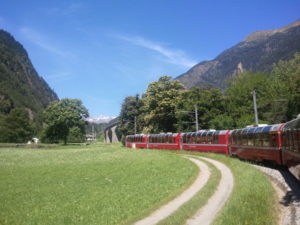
0, 98, 89, 144
117, 53, 300, 142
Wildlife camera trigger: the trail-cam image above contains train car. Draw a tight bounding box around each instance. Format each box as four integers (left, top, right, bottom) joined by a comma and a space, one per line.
181, 130, 230, 155
147, 133, 181, 150
229, 124, 285, 164
125, 134, 148, 149
281, 117, 300, 180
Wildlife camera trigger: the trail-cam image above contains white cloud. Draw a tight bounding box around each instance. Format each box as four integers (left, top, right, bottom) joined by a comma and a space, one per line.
113, 34, 197, 68
86, 115, 116, 124
47, 2, 87, 18
20, 27, 72, 57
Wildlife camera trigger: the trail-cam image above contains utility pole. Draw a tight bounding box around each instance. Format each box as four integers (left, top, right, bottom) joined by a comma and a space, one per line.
134, 116, 137, 135
195, 105, 199, 131
251, 90, 259, 126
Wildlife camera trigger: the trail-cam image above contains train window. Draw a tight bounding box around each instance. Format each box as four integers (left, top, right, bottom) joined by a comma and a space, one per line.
285, 132, 289, 150
241, 130, 247, 146
291, 130, 296, 152
167, 135, 171, 143
202, 132, 207, 144
183, 134, 186, 143
263, 133, 269, 147
253, 133, 259, 146
297, 130, 300, 153
215, 134, 219, 144
233, 131, 238, 145
197, 133, 201, 144
247, 133, 253, 146
270, 133, 278, 147
297, 130, 300, 152
192, 133, 196, 144
236, 130, 241, 145
187, 133, 191, 143
207, 132, 212, 144
231, 132, 235, 145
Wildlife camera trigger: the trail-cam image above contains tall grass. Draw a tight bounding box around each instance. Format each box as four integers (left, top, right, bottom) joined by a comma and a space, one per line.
0, 143, 197, 225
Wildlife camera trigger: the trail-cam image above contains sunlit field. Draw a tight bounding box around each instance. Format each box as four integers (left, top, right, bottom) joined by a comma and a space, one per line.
0, 143, 197, 225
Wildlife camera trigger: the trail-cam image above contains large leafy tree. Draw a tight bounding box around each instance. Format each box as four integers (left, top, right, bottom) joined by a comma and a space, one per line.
176, 86, 226, 131
43, 99, 89, 144
225, 72, 271, 128
268, 53, 300, 122
142, 76, 184, 133
117, 94, 144, 142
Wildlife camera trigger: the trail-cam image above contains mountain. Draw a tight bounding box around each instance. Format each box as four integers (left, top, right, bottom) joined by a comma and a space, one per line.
0, 30, 58, 127
176, 19, 300, 89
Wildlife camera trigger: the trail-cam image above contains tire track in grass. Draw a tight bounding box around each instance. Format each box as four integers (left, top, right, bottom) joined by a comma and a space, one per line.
186, 156, 234, 225
157, 157, 221, 225
134, 156, 210, 225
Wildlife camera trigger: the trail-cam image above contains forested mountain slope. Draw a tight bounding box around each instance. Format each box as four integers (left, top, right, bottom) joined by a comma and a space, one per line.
0, 30, 58, 127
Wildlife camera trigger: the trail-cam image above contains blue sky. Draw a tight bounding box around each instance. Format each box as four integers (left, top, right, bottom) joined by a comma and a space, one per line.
1, 0, 299, 118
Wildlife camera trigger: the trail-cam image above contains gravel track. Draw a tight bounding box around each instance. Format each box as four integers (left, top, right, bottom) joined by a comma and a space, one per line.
134, 156, 210, 225
186, 156, 234, 225
134, 156, 234, 225
253, 164, 300, 225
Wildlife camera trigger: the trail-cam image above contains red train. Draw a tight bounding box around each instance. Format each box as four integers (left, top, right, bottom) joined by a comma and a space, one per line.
126, 117, 300, 180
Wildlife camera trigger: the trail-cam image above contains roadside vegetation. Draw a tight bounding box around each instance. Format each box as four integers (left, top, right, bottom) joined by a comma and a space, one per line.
0, 142, 197, 225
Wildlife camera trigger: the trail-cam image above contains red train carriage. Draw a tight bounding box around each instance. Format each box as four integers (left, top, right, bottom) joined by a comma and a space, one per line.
281, 117, 300, 180
181, 130, 230, 155
229, 124, 285, 164
147, 133, 181, 150
125, 134, 148, 149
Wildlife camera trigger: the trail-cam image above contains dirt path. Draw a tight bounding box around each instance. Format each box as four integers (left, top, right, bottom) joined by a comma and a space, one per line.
134, 156, 210, 225
134, 156, 234, 225
186, 156, 234, 225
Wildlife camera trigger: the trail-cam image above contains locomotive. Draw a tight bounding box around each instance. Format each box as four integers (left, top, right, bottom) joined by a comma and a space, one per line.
126, 117, 300, 180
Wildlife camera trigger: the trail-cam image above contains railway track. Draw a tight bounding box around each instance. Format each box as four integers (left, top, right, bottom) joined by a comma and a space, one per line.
253, 164, 300, 225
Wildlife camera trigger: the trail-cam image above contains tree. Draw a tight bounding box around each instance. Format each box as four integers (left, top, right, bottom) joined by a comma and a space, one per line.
43, 99, 89, 144
142, 76, 184, 133
269, 53, 300, 122
176, 86, 225, 131
225, 72, 271, 128
117, 94, 144, 143
0, 108, 34, 143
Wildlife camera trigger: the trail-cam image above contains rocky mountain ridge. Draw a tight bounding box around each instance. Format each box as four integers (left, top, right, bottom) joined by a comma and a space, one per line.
176, 19, 300, 89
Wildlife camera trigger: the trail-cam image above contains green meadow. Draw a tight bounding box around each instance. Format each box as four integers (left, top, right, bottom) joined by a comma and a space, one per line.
0, 143, 277, 225
0, 143, 197, 225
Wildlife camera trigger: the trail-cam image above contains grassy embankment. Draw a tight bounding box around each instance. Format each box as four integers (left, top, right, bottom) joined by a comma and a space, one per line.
0, 142, 197, 225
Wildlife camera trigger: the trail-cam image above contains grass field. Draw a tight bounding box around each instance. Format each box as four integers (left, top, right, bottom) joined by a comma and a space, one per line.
0, 143, 277, 225
0, 143, 198, 225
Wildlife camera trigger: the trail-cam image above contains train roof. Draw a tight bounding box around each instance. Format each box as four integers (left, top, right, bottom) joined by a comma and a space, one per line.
232, 123, 284, 134
181, 130, 229, 136
283, 117, 300, 130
